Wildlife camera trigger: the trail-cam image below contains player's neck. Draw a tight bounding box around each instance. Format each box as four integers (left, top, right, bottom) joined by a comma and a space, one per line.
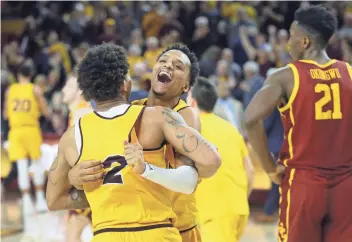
302, 49, 331, 64
68, 95, 83, 112
18, 77, 30, 84
146, 92, 180, 109
94, 98, 128, 112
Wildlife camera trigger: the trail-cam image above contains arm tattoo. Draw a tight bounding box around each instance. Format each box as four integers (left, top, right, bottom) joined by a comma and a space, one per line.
68, 187, 89, 209
48, 157, 59, 185
162, 107, 200, 153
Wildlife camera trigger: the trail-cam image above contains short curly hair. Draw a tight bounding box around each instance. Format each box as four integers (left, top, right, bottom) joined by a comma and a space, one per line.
295, 5, 337, 47
77, 43, 129, 102
157, 43, 200, 88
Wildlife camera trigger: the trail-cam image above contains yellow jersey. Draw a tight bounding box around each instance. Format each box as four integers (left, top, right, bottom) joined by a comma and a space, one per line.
132, 98, 198, 231
77, 104, 176, 233
196, 112, 249, 224
7, 83, 40, 129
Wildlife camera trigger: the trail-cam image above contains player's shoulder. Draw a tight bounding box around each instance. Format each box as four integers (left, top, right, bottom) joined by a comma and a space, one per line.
178, 106, 200, 130
267, 65, 294, 81
131, 98, 148, 106
59, 125, 75, 150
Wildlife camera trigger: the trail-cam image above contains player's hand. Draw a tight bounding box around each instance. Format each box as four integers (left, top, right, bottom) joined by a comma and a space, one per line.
268, 164, 286, 185
124, 140, 146, 175
68, 160, 105, 189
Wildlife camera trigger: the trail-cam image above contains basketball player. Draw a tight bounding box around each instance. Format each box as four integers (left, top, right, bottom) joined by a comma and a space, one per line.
244, 6, 352, 242
62, 71, 93, 242
132, 44, 202, 242
187, 77, 254, 242
3, 61, 50, 215
68, 43, 204, 242
45, 43, 221, 242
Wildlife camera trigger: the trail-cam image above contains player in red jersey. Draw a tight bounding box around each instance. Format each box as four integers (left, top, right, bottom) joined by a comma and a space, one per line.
244, 5, 352, 242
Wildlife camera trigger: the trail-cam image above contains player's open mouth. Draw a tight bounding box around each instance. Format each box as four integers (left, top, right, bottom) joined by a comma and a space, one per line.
157, 70, 172, 84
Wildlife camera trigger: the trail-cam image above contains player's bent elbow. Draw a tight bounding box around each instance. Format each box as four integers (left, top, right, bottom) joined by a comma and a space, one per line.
198, 154, 222, 178
243, 112, 258, 130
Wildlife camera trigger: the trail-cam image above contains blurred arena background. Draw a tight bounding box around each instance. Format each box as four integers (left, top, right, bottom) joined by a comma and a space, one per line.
1, 1, 351, 241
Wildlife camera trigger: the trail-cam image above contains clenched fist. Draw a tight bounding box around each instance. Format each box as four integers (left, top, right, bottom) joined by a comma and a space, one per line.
123, 140, 146, 174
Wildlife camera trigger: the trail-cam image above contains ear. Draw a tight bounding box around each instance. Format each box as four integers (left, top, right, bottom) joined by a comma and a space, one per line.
183, 82, 190, 93
303, 36, 310, 49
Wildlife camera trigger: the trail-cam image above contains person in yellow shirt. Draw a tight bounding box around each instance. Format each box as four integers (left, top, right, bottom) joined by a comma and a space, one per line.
3, 62, 51, 215
187, 77, 255, 242
62, 71, 93, 242
45, 43, 221, 242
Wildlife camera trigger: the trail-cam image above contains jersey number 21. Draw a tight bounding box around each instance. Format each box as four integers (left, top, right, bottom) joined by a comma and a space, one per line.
315, 83, 342, 120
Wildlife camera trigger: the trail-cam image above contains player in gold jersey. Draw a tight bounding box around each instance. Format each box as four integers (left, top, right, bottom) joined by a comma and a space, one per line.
187, 77, 254, 242
62, 71, 93, 242
45, 43, 221, 242
3, 62, 50, 215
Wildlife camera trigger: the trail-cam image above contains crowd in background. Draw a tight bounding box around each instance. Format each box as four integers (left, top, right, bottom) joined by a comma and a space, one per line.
1, 1, 352, 137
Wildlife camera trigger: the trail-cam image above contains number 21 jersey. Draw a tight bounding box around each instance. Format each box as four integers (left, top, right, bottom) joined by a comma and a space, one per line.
278, 60, 352, 177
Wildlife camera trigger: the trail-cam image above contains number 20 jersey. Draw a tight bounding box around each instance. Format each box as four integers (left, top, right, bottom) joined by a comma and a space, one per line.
7, 83, 40, 129
278, 60, 352, 178
76, 104, 176, 233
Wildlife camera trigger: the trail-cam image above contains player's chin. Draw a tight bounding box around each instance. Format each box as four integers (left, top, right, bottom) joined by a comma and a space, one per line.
152, 89, 167, 97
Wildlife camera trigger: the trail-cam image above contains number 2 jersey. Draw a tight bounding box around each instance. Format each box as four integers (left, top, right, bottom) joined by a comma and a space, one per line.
278, 59, 352, 178
7, 82, 40, 129
76, 104, 176, 234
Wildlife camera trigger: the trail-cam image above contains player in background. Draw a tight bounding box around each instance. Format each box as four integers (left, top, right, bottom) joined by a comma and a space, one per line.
187, 77, 254, 242
3, 61, 51, 215
245, 6, 352, 242
61, 71, 93, 242
45, 43, 221, 242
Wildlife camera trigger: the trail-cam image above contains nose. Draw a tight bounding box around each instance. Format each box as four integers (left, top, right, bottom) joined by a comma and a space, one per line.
163, 60, 173, 69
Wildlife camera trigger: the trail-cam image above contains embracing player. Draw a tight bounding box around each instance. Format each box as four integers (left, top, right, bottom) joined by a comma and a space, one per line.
245, 6, 352, 242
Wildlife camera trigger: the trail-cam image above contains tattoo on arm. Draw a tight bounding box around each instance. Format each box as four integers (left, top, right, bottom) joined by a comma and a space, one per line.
48, 157, 59, 185
162, 108, 199, 153
68, 187, 89, 209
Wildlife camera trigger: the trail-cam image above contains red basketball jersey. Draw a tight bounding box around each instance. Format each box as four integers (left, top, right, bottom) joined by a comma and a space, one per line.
278, 59, 352, 177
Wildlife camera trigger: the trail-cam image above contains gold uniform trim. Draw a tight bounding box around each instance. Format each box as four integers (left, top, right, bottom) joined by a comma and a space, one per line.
278, 64, 300, 113
345, 62, 352, 80
299, 59, 336, 68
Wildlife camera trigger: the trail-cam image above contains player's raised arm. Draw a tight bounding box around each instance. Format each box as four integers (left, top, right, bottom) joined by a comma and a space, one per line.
244, 67, 292, 183
33, 85, 51, 119
155, 106, 221, 178
46, 126, 90, 211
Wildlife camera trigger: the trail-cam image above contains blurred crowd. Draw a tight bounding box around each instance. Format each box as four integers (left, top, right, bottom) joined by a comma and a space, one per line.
1, 1, 352, 137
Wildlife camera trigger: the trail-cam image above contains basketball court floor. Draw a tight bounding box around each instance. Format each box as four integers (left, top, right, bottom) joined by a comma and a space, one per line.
1, 197, 277, 242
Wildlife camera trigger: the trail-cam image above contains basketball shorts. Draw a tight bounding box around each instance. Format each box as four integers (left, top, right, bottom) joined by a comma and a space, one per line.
200, 215, 248, 242
8, 126, 42, 161
179, 225, 201, 242
92, 226, 181, 242
279, 168, 352, 242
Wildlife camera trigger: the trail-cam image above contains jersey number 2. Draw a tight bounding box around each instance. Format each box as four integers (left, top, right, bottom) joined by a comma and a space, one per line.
315, 83, 342, 120
102, 155, 127, 185
13, 99, 31, 112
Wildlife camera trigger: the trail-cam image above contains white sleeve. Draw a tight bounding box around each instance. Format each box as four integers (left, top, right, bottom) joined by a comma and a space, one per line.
141, 164, 198, 194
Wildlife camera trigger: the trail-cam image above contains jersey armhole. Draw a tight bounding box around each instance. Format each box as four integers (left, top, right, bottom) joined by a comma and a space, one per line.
278, 64, 300, 112
345, 62, 352, 80
74, 118, 83, 165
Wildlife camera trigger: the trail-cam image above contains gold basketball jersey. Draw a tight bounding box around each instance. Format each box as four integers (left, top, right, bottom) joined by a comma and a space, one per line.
7, 83, 40, 129
77, 104, 176, 234
132, 98, 198, 231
